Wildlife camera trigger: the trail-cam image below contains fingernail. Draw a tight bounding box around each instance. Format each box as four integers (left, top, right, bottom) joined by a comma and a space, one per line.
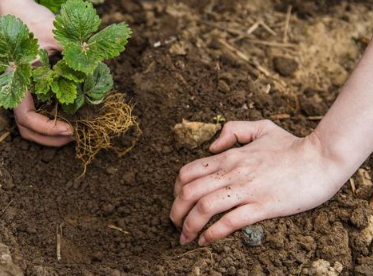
198, 235, 206, 246
180, 233, 188, 245
61, 132, 73, 136
61, 129, 74, 136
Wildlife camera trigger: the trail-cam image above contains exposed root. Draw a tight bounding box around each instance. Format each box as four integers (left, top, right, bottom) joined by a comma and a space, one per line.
74, 93, 141, 175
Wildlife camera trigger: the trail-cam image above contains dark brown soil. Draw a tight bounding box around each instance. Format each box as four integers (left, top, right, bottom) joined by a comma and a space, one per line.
1, 0, 373, 275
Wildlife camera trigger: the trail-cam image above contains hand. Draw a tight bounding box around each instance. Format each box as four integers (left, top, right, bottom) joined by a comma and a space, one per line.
1, 0, 73, 146
170, 121, 346, 246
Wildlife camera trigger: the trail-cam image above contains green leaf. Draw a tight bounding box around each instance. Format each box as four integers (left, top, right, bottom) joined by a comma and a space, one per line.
0, 64, 32, 109
83, 62, 113, 104
38, 49, 50, 66
36, 0, 67, 13
63, 42, 100, 74
53, 0, 100, 47
62, 23, 131, 74
88, 23, 132, 60
62, 89, 84, 113
54, 60, 86, 82
0, 15, 38, 68
36, 89, 54, 102
51, 77, 77, 104
32, 50, 54, 96
32, 65, 54, 95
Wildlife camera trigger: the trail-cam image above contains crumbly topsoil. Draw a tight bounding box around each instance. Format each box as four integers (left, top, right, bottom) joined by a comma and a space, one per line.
0, 0, 373, 275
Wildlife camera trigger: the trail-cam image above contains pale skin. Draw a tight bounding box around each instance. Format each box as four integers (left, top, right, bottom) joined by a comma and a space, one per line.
170, 40, 373, 246
0, 0, 74, 147
2, 0, 373, 247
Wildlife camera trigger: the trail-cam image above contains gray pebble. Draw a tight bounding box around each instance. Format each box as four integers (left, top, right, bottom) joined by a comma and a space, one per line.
242, 225, 264, 246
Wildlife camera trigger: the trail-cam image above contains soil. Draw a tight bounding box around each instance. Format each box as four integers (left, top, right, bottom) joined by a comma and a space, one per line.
0, 0, 373, 275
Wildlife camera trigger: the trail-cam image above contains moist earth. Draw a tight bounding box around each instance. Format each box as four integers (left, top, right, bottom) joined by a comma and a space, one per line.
0, 0, 373, 275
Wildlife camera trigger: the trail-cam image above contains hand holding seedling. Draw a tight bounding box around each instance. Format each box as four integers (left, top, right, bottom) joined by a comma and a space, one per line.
0, 0, 132, 152
0, 0, 73, 146
171, 39, 373, 246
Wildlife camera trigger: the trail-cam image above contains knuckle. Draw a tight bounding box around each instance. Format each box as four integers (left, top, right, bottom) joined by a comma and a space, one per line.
223, 121, 235, 131
222, 215, 237, 229
178, 166, 189, 183
182, 220, 194, 234
261, 119, 275, 128
18, 129, 31, 140
16, 114, 28, 127
179, 185, 194, 201
197, 198, 213, 215
203, 229, 214, 243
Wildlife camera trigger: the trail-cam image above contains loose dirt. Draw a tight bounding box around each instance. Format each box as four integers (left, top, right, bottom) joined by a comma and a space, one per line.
0, 0, 373, 275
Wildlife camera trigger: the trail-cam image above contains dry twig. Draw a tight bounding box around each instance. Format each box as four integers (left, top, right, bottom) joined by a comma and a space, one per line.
283, 6, 292, 43
349, 178, 356, 195
57, 224, 63, 261
108, 224, 131, 235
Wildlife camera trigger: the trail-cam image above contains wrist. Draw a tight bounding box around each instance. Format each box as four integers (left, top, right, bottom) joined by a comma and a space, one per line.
310, 125, 367, 186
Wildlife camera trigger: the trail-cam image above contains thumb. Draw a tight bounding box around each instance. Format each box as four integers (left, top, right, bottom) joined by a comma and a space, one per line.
209, 120, 274, 153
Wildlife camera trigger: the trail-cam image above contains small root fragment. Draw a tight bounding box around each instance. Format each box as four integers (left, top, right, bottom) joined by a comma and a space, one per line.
74, 93, 141, 175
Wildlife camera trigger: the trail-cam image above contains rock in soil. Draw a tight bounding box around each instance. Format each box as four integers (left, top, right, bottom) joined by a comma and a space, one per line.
360, 215, 373, 247
356, 168, 373, 200
273, 56, 299, 77
0, 242, 23, 276
242, 225, 264, 246
173, 120, 221, 149
306, 259, 343, 276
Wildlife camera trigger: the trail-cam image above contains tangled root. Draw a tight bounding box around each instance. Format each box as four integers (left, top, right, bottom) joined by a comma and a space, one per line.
73, 93, 141, 175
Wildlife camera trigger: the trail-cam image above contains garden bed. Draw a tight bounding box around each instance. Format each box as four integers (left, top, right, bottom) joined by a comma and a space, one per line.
0, 0, 373, 275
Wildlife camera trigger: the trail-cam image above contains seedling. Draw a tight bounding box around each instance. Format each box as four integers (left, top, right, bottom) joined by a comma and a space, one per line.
0, 0, 131, 113
213, 115, 226, 124
0, 0, 139, 172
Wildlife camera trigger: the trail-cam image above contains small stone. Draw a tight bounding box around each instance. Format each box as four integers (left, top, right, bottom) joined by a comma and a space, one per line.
173, 120, 221, 150
219, 72, 234, 84
237, 268, 249, 276
169, 41, 187, 56
273, 56, 299, 77
161, 146, 172, 154
218, 80, 230, 93
356, 169, 373, 200
210, 271, 222, 276
109, 269, 121, 276
0, 243, 23, 276
106, 166, 118, 175
361, 216, 373, 246
309, 259, 343, 276
122, 171, 135, 184
350, 207, 369, 229
242, 225, 264, 246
